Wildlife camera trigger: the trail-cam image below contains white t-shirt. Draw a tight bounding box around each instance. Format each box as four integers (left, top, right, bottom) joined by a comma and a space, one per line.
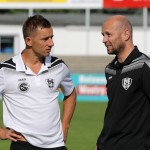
0, 54, 75, 148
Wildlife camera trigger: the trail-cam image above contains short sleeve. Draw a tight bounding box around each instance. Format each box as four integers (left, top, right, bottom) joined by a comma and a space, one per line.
60, 64, 74, 96
0, 68, 5, 96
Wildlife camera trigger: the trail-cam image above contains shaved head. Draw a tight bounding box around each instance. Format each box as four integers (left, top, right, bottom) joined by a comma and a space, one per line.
101, 15, 134, 61
103, 15, 133, 38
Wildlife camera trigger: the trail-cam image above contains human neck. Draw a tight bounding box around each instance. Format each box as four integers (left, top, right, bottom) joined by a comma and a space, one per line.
21, 49, 44, 74
117, 45, 134, 63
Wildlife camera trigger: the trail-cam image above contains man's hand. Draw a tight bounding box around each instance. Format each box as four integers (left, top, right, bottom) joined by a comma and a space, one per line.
0, 128, 22, 142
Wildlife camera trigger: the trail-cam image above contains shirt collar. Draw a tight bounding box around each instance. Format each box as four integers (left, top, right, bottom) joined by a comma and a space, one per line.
13, 53, 26, 72
111, 46, 141, 69
13, 53, 52, 73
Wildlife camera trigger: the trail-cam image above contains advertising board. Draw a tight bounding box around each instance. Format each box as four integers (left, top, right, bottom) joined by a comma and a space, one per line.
104, 0, 150, 8
0, 0, 66, 2
59, 73, 108, 102
0, 0, 102, 9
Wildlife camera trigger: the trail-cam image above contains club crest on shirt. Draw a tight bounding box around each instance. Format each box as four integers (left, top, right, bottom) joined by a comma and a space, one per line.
18, 82, 30, 92
122, 77, 132, 90
45, 78, 54, 89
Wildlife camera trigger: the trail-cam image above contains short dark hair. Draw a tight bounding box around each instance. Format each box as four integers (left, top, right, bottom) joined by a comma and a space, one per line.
22, 15, 52, 39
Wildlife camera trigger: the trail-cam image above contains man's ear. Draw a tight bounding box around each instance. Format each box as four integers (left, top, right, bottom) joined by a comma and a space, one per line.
25, 37, 32, 47
124, 29, 130, 41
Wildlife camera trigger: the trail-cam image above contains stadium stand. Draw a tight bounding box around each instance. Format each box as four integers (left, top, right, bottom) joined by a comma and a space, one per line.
59, 55, 114, 73
0, 54, 114, 73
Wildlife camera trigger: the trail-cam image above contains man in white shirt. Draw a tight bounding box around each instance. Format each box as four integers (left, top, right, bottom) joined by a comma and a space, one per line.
0, 14, 76, 150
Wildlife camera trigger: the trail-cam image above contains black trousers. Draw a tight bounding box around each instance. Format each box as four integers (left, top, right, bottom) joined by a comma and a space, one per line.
10, 141, 68, 150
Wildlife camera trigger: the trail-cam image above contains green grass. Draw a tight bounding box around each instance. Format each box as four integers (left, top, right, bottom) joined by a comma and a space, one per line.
0, 101, 107, 150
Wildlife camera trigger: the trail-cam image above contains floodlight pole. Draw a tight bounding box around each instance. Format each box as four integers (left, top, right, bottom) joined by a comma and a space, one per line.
28, 8, 34, 17
85, 8, 90, 55
143, 7, 148, 54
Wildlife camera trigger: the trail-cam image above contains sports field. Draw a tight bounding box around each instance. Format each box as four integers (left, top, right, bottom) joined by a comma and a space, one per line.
0, 101, 107, 150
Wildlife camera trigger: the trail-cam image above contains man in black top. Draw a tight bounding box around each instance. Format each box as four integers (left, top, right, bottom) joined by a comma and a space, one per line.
96, 15, 150, 150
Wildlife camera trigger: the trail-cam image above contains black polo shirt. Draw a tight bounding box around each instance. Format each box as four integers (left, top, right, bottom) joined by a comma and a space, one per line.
97, 46, 150, 150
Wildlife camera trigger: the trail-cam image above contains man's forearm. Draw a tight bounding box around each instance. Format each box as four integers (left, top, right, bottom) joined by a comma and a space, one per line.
61, 88, 77, 142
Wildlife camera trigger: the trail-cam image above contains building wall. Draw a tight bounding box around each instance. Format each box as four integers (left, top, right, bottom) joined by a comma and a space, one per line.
0, 25, 150, 56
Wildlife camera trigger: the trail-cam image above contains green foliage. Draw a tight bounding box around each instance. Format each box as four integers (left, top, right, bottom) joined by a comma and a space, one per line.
0, 101, 107, 150
0, 9, 28, 14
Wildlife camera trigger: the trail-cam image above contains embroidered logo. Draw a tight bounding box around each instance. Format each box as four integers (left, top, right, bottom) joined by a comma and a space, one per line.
45, 78, 54, 89
108, 76, 112, 80
122, 77, 132, 90
18, 82, 30, 92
